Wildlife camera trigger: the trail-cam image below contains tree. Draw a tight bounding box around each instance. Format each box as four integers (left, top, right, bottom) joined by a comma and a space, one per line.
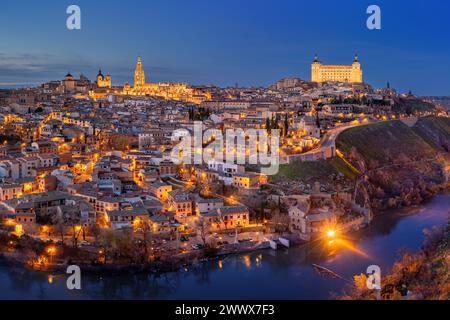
259, 201, 266, 224
271, 212, 289, 235
99, 229, 116, 264
46, 206, 83, 248
90, 224, 101, 242
271, 116, 277, 131
51, 207, 66, 244
134, 219, 154, 263
354, 274, 369, 291
196, 218, 209, 247
283, 114, 290, 137
115, 230, 134, 263
63, 208, 82, 248
265, 118, 271, 133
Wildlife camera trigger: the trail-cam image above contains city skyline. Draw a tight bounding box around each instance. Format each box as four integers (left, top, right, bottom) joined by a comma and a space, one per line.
0, 1, 448, 305
1, 0, 450, 95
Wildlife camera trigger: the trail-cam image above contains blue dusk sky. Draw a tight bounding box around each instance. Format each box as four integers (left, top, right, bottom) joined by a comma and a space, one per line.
0, 0, 449, 95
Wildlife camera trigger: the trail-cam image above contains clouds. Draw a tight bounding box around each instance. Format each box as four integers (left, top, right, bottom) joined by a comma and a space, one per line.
0, 52, 114, 85
1, 0, 449, 94
0, 52, 71, 84
0, 52, 201, 88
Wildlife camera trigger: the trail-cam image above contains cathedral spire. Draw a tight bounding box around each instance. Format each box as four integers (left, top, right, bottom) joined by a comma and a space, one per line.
134, 56, 145, 88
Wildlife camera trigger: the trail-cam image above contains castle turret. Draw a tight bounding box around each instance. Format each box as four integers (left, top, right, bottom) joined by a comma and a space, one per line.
351, 54, 363, 83
311, 54, 321, 82
313, 53, 320, 63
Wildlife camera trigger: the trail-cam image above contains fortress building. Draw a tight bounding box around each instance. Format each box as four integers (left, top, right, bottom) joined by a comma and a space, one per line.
311, 54, 363, 83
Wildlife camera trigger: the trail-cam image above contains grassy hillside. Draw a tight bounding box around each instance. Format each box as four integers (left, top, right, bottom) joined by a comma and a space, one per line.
336, 120, 442, 165
271, 117, 449, 189
272, 157, 358, 183
393, 97, 436, 114
412, 117, 450, 151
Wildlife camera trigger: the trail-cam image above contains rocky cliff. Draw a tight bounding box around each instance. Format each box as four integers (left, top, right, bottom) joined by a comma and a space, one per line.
337, 117, 450, 211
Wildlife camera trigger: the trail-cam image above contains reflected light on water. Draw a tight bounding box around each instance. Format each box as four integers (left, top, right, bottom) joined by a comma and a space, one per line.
255, 254, 263, 267
334, 238, 371, 259
242, 255, 252, 269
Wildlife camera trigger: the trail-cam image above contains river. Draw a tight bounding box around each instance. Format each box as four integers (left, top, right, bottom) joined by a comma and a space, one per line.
0, 193, 448, 300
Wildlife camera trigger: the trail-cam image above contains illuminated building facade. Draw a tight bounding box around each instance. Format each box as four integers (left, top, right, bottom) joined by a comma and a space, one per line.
96, 70, 112, 88
89, 57, 212, 104
311, 54, 363, 83
122, 56, 212, 104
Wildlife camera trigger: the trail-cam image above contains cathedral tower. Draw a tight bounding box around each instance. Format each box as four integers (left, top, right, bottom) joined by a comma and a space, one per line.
134, 56, 146, 88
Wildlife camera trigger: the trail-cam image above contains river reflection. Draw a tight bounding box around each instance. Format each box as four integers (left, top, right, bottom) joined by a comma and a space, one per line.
0, 193, 448, 300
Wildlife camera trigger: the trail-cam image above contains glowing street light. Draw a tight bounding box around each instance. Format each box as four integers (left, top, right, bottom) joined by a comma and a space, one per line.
14, 224, 24, 237
327, 230, 336, 238
5, 219, 16, 227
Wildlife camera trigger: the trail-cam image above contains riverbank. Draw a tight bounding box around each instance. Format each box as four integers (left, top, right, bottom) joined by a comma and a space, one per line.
340, 215, 449, 300
336, 117, 450, 213
0, 193, 448, 300
0, 201, 441, 278
0, 231, 274, 276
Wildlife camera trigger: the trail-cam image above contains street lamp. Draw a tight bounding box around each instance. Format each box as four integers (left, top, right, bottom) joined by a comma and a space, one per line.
327, 230, 336, 238
14, 224, 24, 237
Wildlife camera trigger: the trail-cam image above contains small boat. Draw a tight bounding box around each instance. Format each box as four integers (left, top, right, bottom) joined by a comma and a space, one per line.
312, 264, 346, 281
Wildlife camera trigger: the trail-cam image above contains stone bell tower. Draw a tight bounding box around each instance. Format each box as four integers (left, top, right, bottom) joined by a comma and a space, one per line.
134, 56, 146, 88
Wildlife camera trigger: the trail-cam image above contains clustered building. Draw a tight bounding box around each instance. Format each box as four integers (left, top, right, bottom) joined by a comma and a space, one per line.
0, 53, 413, 262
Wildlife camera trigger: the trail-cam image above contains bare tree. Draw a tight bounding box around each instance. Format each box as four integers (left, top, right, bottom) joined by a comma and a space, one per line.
99, 229, 117, 264
51, 207, 66, 244
90, 224, 101, 242
135, 219, 154, 263
272, 212, 290, 235
196, 218, 209, 247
